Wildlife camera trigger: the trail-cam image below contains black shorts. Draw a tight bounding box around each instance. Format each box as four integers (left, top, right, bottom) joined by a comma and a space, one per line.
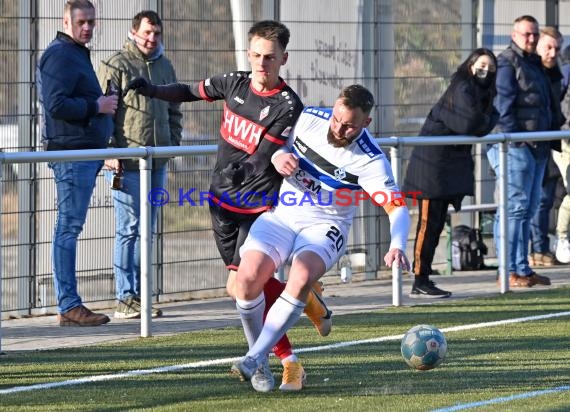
209, 203, 264, 270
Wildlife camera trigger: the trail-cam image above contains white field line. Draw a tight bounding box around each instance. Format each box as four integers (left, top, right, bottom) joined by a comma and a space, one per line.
432, 385, 570, 412
294, 310, 570, 353
1, 311, 569, 396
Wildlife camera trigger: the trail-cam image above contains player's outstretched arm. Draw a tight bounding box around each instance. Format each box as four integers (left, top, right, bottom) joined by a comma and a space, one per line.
124, 77, 196, 102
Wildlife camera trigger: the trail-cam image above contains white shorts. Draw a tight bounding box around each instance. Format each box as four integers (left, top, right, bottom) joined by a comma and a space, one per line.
240, 208, 349, 271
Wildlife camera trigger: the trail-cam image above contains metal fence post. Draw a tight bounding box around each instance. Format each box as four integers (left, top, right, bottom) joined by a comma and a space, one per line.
390, 140, 403, 306
140, 150, 153, 337
392, 264, 402, 307
498, 140, 509, 293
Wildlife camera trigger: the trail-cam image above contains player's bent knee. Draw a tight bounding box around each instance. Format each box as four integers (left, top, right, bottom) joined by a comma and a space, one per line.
290, 252, 327, 282
235, 269, 276, 301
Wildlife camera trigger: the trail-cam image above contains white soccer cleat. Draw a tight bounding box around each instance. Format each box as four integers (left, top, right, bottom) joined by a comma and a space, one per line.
251, 358, 275, 393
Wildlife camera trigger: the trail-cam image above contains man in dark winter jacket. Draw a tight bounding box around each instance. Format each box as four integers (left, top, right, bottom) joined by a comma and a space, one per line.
37, 0, 118, 326
486, 15, 553, 288
529, 27, 565, 268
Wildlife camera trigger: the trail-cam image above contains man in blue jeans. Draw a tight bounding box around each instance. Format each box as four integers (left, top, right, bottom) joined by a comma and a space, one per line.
37, 0, 118, 325
529, 27, 565, 268
97, 10, 182, 319
529, 159, 562, 266
487, 15, 553, 288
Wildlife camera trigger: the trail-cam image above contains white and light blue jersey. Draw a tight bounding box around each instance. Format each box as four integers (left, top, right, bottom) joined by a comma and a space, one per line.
276, 106, 403, 226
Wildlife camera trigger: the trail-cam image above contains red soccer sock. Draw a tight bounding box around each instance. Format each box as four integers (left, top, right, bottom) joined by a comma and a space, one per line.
263, 277, 293, 359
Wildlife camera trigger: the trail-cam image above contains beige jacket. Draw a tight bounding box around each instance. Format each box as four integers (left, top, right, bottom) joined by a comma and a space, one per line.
97, 40, 183, 170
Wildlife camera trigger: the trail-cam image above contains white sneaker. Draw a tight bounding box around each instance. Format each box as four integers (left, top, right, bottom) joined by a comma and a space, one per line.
251, 357, 275, 393
556, 238, 570, 263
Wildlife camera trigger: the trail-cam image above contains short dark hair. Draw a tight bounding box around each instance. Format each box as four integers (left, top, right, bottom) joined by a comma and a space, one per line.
65, 0, 94, 15
132, 10, 162, 31
337, 85, 375, 115
514, 15, 538, 25
248, 20, 290, 51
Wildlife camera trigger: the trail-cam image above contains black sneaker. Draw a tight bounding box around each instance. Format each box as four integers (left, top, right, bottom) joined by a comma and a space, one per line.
409, 280, 452, 299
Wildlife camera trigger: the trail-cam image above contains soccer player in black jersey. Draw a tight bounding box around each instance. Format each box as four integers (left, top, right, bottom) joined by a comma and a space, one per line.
126, 20, 332, 391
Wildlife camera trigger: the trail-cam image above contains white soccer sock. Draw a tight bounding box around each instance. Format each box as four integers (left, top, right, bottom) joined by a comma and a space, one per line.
236, 293, 265, 349
281, 354, 299, 365
246, 291, 305, 360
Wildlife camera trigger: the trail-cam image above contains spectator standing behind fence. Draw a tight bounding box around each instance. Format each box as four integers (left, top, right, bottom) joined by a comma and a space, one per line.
96, 10, 182, 320
403, 48, 499, 298
37, 0, 117, 326
553, 45, 570, 263
529, 27, 565, 267
126, 20, 332, 392
486, 15, 553, 288
231, 85, 410, 393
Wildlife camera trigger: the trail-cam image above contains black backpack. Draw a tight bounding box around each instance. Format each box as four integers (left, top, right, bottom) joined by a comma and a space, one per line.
451, 225, 488, 271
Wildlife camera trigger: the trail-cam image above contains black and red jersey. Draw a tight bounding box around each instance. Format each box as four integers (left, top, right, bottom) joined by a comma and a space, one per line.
188, 71, 303, 214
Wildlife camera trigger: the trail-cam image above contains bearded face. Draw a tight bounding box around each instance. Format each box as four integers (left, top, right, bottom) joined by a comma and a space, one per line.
327, 102, 371, 148
327, 127, 355, 147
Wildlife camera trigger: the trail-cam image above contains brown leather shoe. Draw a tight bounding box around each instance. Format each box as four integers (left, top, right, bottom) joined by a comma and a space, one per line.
528, 271, 551, 286
58, 305, 110, 327
505, 273, 534, 288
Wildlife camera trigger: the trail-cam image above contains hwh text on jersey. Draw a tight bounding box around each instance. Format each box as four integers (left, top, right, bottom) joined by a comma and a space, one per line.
221, 105, 265, 154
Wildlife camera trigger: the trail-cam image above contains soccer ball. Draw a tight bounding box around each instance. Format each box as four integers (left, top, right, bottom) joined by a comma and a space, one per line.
401, 324, 447, 370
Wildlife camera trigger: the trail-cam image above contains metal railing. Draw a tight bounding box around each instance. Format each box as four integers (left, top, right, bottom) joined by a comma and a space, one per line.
2, 130, 570, 350
389, 130, 570, 305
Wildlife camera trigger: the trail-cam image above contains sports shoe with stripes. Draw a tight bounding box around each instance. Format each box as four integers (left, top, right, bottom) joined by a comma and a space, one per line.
409, 280, 451, 298
279, 360, 306, 391
114, 296, 163, 319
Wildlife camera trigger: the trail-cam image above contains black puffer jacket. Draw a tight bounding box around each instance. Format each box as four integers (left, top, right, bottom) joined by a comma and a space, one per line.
403, 75, 498, 201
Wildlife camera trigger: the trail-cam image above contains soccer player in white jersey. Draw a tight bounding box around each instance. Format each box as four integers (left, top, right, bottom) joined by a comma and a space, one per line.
231, 84, 411, 392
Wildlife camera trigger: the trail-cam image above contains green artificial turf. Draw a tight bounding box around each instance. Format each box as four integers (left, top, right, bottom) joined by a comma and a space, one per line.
1, 287, 569, 411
